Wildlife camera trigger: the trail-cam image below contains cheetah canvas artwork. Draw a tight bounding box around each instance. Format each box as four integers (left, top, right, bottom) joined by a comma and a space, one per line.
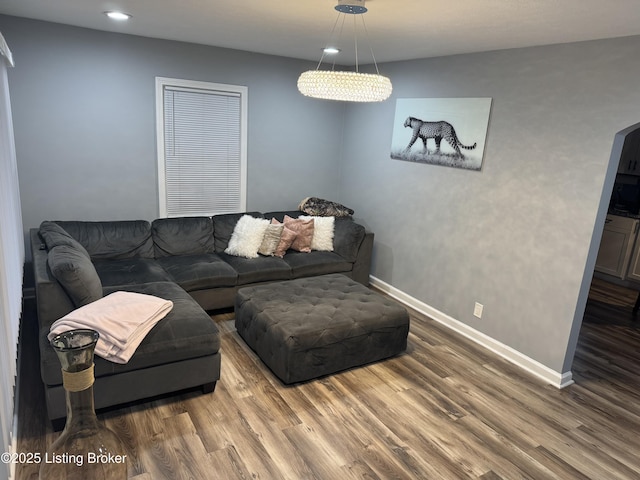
390, 98, 492, 171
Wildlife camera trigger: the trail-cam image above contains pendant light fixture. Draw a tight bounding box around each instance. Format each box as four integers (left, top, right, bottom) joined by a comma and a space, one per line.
297, 0, 392, 103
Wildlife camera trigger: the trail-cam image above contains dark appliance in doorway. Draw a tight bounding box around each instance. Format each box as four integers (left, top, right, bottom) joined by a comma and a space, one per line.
609, 122, 640, 217
610, 176, 640, 215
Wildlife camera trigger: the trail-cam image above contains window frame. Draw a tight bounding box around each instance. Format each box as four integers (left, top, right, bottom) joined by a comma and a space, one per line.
155, 77, 248, 217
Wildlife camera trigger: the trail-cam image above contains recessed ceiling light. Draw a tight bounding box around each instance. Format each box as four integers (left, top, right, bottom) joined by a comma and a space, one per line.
323, 47, 341, 55
104, 11, 131, 21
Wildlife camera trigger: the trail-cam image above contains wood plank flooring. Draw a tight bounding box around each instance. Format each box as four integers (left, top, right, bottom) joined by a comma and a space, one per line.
14, 280, 640, 479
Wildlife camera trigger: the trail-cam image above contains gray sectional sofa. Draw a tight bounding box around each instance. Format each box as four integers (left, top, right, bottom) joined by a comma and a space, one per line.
31, 210, 373, 427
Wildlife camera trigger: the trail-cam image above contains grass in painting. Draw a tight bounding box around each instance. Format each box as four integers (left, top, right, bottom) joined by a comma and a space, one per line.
390, 148, 481, 171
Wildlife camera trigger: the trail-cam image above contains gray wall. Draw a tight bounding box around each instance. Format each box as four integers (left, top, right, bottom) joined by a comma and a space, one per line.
0, 15, 345, 235
339, 36, 640, 375
4, 13, 640, 378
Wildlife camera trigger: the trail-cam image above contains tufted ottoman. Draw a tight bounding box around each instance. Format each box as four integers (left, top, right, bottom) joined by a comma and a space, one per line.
234, 274, 410, 384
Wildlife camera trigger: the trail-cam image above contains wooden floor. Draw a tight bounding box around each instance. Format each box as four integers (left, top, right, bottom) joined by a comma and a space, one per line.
14, 280, 640, 479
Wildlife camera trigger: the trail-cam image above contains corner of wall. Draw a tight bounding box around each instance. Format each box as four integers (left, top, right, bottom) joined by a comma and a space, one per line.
370, 275, 574, 389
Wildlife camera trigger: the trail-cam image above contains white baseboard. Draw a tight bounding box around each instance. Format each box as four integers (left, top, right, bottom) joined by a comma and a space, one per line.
369, 276, 574, 389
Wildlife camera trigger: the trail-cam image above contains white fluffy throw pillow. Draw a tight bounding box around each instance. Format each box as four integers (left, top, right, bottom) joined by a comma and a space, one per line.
300, 215, 334, 251
225, 215, 270, 258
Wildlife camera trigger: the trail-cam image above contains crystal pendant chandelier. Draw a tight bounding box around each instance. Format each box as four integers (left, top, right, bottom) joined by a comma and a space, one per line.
297, 0, 392, 103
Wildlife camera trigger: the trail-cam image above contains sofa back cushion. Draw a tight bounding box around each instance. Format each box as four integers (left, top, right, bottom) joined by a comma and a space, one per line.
39, 221, 91, 258
332, 218, 366, 262
212, 212, 263, 252
263, 210, 305, 223
47, 245, 103, 307
152, 217, 215, 258
55, 221, 154, 260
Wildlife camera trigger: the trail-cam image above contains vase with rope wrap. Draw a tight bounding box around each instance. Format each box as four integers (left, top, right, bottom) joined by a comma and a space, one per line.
39, 329, 127, 480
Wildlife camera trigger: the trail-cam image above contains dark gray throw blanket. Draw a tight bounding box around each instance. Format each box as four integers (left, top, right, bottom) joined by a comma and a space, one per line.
298, 197, 354, 217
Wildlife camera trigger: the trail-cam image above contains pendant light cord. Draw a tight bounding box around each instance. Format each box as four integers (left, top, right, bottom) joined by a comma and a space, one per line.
316, 7, 380, 75
353, 14, 359, 73
316, 11, 345, 71
359, 13, 380, 75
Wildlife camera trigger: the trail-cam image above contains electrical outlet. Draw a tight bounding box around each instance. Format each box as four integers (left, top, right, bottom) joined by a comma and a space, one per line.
473, 302, 484, 319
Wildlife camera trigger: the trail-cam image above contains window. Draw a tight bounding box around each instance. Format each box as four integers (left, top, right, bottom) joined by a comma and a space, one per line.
0, 33, 21, 475
156, 77, 247, 217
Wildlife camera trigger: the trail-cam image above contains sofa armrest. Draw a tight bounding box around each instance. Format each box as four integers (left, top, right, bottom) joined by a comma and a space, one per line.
30, 229, 75, 328
351, 231, 373, 286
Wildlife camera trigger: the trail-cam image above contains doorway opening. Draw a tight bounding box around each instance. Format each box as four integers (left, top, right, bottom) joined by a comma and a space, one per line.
588, 122, 640, 325
562, 122, 640, 384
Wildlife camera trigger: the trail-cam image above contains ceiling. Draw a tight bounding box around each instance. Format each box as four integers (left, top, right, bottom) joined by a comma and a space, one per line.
1, 0, 640, 66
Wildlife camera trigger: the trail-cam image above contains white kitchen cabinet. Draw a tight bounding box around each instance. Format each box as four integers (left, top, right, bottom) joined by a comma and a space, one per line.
594, 215, 639, 279
627, 234, 640, 281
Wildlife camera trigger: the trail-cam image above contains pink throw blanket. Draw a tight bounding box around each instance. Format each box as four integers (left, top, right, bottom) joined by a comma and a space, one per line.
48, 291, 173, 364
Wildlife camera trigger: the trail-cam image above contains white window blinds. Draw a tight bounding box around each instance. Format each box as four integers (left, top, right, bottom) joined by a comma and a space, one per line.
156, 78, 247, 217
0, 31, 22, 480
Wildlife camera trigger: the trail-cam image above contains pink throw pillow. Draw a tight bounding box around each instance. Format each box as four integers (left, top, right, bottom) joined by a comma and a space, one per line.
283, 215, 314, 253
271, 219, 297, 257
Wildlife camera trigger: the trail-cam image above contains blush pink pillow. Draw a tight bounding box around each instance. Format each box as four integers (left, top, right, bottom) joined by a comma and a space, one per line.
283, 215, 314, 253
271, 219, 297, 257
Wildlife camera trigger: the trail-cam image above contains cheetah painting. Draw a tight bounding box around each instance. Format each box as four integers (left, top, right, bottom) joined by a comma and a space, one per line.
390, 98, 492, 171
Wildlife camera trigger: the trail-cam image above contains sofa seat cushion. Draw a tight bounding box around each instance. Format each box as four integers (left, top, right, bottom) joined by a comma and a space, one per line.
218, 252, 291, 285
93, 258, 172, 287
156, 254, 238, 291
41, 281, 219, 386
283, 251, 352, 278
152, 217, 215, 257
